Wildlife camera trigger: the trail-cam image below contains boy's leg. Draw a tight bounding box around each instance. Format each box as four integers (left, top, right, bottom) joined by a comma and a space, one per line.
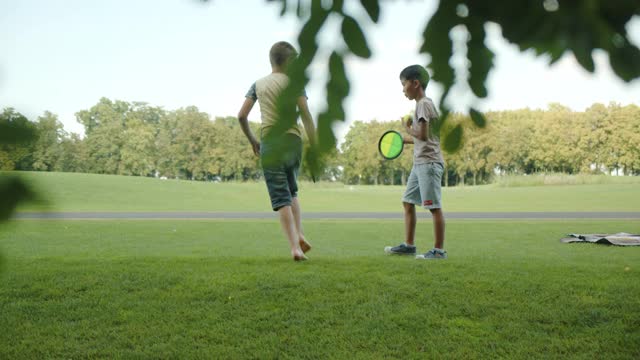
402, 166, 420, 247
385, 168, 419, 255
262, 134, 307, 261
416, 163, 447, 259
430, 208, 445, 249
285, 136, 309, 254
404, 202, 417, 246
291, 197, 311, 253
278, 205, 306, 260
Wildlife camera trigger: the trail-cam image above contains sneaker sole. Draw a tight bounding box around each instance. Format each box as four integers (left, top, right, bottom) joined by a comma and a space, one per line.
384, 246, 416, 255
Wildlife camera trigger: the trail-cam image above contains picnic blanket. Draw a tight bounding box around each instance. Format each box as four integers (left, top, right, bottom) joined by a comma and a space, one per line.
561, 232, 640, 246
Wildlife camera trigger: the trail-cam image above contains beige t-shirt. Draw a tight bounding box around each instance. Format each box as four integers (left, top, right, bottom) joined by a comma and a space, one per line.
245, 73, 305, 138
412, 97, 444, 164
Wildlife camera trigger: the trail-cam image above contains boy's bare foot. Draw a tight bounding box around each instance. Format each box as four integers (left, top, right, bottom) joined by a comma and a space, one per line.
299, 238, 312, 254
292, 250, 308, 261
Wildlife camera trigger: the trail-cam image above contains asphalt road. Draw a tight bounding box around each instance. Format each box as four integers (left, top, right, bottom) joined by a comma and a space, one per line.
14, 211, 640, 220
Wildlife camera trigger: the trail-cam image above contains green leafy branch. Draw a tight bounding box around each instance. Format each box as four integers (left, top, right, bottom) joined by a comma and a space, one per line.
269, 0, 639, 168
0, 109, 38, 222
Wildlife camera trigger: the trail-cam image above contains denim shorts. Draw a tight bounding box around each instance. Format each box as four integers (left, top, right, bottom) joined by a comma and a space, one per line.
402, 162, 444, 209
260, 134, 302, 211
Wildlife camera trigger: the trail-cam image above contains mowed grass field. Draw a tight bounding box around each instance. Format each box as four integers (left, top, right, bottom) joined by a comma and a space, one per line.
11, 171, 640, 212
1, 220, 639, 358
1, 172, 639, 358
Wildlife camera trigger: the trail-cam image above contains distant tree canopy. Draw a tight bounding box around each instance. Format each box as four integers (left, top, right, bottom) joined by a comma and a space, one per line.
2, 100, 639, 187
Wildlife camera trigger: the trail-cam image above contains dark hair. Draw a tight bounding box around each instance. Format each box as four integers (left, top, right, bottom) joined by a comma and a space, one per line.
269, 41, 298, 67
399, 65, 430, 90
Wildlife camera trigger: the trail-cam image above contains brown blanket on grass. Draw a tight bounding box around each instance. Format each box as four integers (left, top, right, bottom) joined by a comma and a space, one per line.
561, 233, 640, 246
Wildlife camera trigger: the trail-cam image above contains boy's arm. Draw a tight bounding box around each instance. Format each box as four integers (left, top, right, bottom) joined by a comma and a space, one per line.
297, 96, 316, 145
237, 98, 260, 156
402, 117, 427, 142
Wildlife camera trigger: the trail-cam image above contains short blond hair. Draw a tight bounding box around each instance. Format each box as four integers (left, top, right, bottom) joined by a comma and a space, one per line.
269, 41, 297, 67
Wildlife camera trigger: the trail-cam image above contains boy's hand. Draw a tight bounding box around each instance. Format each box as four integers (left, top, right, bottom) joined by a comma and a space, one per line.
402, 115, 413, 128
251, 140, 260, 157
403, 135, 414, 144
402, 116, 413, 135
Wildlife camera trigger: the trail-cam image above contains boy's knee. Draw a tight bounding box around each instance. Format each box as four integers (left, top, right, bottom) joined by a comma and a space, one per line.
403, 202, 416, 211
429, 208, 443, 216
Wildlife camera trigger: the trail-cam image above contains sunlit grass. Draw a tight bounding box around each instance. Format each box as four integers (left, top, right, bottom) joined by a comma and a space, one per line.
8, 171, 640, 212
1, 219, 639, 358
493, 173, 640, 187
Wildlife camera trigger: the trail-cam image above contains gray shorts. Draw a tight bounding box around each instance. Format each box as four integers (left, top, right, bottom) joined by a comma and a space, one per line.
402, 162, 444, 209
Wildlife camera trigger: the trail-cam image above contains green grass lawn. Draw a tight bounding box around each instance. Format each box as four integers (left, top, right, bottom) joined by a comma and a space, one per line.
10, 171, 640, 212
2, 172, 639, 357
1, 220, 639, 358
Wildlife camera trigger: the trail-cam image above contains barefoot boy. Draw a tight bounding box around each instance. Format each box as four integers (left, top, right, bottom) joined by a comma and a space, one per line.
237, 41, 316, 261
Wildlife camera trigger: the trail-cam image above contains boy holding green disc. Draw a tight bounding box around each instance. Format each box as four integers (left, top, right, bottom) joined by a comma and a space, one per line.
384, 65, 447, 259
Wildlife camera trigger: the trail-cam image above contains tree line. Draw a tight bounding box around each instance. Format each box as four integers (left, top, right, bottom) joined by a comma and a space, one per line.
1, 98, 638, 186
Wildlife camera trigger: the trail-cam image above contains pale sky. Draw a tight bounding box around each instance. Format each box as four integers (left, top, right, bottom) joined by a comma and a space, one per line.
1, 0, 639, 142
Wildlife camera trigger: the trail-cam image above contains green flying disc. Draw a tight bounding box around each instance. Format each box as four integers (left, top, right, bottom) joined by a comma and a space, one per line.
378, 130, 404, 160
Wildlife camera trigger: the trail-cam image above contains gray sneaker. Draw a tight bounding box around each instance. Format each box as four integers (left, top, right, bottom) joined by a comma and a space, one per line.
416, 248, 447, 259
384, 243, 416, 255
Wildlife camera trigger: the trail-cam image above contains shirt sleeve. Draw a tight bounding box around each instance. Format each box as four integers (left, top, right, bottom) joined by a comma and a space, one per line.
425, 100, 439, 120
417, 99, 438, 122
245, 83, 257, 101
416, 104, 428, 123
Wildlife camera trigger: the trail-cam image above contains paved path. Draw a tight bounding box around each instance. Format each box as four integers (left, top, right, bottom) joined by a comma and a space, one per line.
14, 211, 640, 220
